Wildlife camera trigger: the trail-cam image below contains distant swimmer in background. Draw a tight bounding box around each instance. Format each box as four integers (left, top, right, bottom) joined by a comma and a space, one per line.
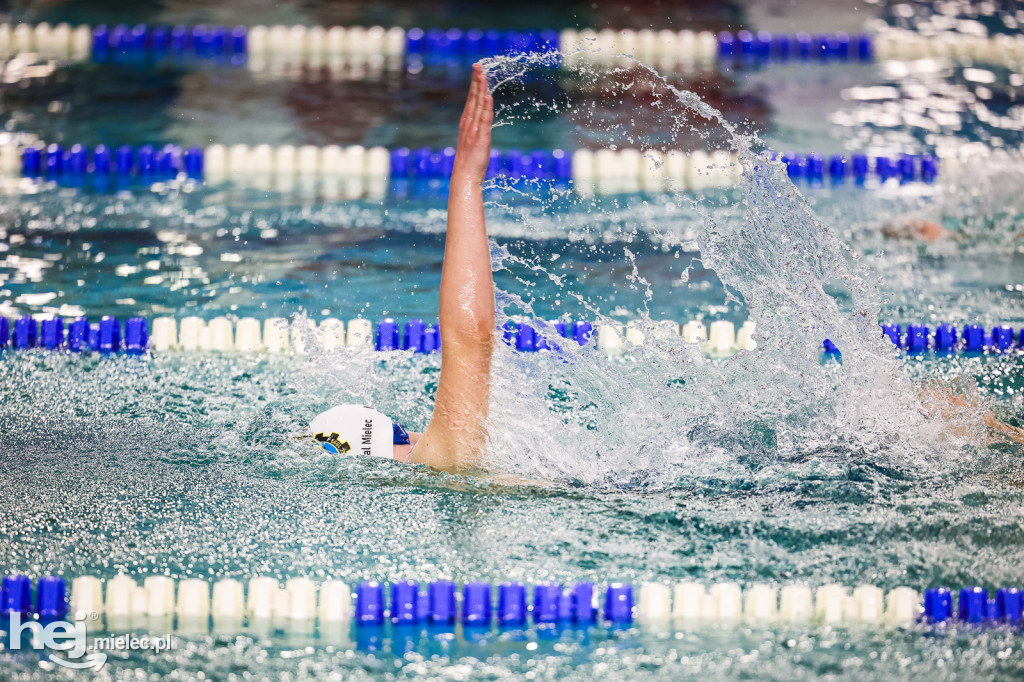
883, 215, 1024, 243
883, 216, 950, 241
919, 378, 1024, 446
309, 64, 496, 471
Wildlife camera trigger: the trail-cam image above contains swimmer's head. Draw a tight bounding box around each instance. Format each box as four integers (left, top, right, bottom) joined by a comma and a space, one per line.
309, 404, 411, 460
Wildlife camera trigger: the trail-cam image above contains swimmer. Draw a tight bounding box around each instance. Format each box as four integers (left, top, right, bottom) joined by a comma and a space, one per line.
308, 68, 1023, 470
310, 64, 495, 471
882, 215, 950, 241
919, 378, 1024, 446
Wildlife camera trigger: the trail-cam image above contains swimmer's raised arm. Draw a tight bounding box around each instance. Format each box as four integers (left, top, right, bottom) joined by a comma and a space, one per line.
407, 64, 495, 471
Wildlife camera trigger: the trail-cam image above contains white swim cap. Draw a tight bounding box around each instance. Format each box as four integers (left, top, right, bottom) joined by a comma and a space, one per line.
309, 404, 394, 459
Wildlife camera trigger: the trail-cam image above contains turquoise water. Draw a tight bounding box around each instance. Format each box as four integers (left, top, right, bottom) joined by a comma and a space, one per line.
2, 1, 1024, 680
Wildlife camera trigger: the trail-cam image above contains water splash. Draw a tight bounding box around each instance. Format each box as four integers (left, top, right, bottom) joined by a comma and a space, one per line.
465, 51, 989, 485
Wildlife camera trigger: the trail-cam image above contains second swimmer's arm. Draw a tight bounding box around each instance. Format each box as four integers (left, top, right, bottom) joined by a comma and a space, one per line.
407, 64, 495, 471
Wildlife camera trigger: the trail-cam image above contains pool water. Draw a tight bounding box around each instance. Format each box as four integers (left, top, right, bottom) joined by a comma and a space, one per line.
1, 0, 1024, 680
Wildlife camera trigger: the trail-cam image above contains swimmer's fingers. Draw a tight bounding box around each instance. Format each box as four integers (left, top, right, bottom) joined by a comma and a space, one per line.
462, 64, 480, 128
468, 65, 486, 131
464, 65, 479, 121
471, 67, 492, 138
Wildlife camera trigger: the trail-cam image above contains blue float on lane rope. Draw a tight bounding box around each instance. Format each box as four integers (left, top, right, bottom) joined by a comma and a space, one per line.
125, 317, 148, 353
604, 583, 633, 623
1, 575, 31, 616
991, 325, 1014, 351
428, 580, 457, 624
516, 323, 538, 352
497, 582, 527, 626
421, 323, 441, 353
67, 317, 89, 352
375, 319, 399, 351
924, 587, 952, 623
390, 580, 420, 624
184, 146, 204, 180
94, 145, 111, 174
402, 318, 425, 352
905, 324, 929, 353
882, 323, 901, 347
572, 582, 597, 621
116, 145, 134, 175
355, 582, 385, 624
36, 576, 67, 621
533, 583, 563, 623
963, 324, 985, 352
14, 317, 37, 348
40, 318, 63, 349
97, 316, 121, 352
46, 144, 63, 176
997, 588, 1023, 623
68, 145, 88, 175
462, 582, 492, 625
958, 586, 987, 623
572, 320, 593, 346
934, 324, 956, 351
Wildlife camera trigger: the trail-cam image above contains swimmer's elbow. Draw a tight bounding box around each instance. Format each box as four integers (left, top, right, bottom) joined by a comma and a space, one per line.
465, 319, 496, 346
444, 317, 495, 349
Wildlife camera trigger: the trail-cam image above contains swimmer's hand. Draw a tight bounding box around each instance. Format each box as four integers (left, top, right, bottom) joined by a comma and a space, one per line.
452, 63, 494, 185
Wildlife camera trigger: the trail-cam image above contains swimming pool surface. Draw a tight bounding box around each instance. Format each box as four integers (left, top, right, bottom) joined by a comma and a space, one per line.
1, 0, 1024, 679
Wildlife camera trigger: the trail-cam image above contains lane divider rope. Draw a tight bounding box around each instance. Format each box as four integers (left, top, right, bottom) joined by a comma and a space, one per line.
0, 574, 1019, 632
0, 315, 1021, 357
2, 23, 1021, 69
7, 142, 941, 197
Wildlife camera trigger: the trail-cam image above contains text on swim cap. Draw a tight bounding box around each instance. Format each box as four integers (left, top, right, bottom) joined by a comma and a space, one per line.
362, 419, 373, 456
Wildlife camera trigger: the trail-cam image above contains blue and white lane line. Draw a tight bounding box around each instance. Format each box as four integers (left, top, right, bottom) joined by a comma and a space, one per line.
28, 573, 1020, 631
6, 22, 1022, 68
13, 142, 941, 195
1, 315, 1021, 357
